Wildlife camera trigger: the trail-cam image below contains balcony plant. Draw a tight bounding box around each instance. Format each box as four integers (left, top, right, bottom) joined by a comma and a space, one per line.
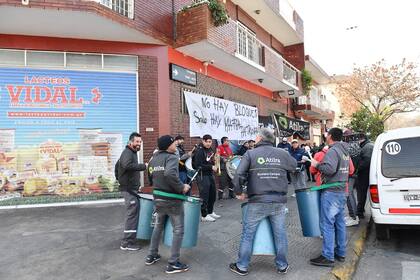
301, 69, 312, 95
181, 0, 229, 27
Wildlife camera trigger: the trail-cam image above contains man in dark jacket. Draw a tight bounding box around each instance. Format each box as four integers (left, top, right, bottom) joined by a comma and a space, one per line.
356, 134, 374, 219
229, 128, 297, 276
310, 128, 350, 267
289, 139, 310, 191
277, 137, 291, 152
192, 134, 219, 222
174, 135, 192, 184
145, 135, 190, 274
116, 132, 147, 251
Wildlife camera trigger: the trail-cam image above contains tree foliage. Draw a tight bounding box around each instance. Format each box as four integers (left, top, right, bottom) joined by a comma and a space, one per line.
337, 59, 420, 122
349, 107, 384, 141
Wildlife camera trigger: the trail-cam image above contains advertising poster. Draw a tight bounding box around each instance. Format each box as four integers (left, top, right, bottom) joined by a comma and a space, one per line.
0, 67, 138, 205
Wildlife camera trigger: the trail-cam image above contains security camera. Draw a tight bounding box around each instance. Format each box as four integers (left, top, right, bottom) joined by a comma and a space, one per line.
257, 78, 264, 83
22, 0, 29, 5
209, 60, 214, 64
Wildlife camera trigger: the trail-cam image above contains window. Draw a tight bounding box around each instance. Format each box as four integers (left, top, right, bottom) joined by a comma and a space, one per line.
236, 22, 263, 66
26, 51, 64, 68
0, 49, 25, 66
382, 137, 420, 178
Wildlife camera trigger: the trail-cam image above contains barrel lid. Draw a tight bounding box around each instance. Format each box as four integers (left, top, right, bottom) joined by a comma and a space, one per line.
294, 186, 317, 193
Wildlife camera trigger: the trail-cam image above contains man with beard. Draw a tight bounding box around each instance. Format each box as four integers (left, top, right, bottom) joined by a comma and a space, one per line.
116, 132, 147, 251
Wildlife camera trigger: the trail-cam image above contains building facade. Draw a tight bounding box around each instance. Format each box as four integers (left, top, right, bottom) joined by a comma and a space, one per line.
0, 0, 332, 206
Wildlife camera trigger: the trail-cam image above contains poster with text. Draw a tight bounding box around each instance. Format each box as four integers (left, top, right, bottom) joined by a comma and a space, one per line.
184, 90, 259, 140
0, 67, 138, 205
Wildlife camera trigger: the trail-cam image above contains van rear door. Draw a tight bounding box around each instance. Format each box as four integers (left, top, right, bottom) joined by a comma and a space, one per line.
378, 137, 420, 215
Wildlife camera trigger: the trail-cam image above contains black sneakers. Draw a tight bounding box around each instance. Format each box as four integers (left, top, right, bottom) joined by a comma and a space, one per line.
334, 254, 346, 262
120, 243, 140, 251
310, 255, 335, 267
166, 261, 189, 274
229, 263, 248, 276
145, 254, 161, 265
277, 264, 289, 274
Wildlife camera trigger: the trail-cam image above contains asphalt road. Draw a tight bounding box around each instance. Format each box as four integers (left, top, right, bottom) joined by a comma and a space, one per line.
354, 224, 420, 280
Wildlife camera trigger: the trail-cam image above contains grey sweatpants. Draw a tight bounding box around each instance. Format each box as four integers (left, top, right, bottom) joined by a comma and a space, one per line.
149, 200, 184, 264
121, 191, 139, 245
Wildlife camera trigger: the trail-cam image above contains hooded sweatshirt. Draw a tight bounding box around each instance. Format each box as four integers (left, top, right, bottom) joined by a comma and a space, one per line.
315, 141, 351, 192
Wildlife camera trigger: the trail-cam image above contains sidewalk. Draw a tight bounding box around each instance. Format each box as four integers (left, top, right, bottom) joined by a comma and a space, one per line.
0, 192, 367, 280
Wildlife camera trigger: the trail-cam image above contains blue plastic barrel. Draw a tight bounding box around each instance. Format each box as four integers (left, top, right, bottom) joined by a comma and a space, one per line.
241, 203, 276, 255
295, 187, 321, 237
163, 196, 201, 248
136, 194, 155, 240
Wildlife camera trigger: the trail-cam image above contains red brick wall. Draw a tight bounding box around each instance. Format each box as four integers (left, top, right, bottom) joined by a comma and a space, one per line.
271, 35, 285, 56
176, 4, 210, 47
284, 43, 305, 70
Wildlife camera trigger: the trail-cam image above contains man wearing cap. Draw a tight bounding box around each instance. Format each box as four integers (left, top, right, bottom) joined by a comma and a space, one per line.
289, 139, 310, 191
116, 132, 147, 251
277, 137, 292, 153
229, 128, 297, 276
146, 135, 191, 274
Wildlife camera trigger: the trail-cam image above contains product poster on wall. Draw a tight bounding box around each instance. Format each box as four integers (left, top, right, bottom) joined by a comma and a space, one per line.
183, 90, 259, 140
0, 67, 138, 206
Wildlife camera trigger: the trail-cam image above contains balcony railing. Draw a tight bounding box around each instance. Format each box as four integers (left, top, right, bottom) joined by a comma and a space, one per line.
236, 22, 264, 67
94, 0, 134, 19
283, 61, 297, 86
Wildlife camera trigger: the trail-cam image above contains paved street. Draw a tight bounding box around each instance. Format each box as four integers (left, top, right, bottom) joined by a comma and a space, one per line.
0, 191, 362, 280
354, 225, 420, 280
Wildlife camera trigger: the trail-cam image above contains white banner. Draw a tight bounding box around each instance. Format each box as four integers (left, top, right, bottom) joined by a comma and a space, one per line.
184, 90, 259, 140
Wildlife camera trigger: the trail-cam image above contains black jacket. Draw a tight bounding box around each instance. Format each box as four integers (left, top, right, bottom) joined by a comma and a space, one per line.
116, 146, 146, 191
233, 141, 297, 203
358, 140, 374, 175
192, 145, 215, 176
149, 151, 184, 201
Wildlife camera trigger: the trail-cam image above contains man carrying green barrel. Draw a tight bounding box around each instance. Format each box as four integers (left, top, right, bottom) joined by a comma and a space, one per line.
229, 128, 297, 276
145, 135, 191, 274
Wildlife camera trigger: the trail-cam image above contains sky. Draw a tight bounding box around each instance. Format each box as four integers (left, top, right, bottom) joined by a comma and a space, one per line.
290, 0, 420, 76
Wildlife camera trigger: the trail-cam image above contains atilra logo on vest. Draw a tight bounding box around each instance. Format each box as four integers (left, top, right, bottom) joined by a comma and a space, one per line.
257, 157, 282, 165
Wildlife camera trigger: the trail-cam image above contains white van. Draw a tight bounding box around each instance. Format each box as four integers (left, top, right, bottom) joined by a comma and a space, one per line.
369, 126, 420, 240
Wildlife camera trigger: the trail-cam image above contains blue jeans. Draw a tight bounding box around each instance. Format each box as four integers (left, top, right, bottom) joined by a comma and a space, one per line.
237, 203, 288, 271
320, 191, 347, 261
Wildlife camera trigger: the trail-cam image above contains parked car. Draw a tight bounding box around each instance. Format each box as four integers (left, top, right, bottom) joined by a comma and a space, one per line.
369, 126, 420, 240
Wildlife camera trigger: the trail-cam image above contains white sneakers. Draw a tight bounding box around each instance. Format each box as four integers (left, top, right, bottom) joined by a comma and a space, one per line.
201, 215, 216, 222
209, 212, 221, 219
345, 216, 359, 227
201, 212, 221, 222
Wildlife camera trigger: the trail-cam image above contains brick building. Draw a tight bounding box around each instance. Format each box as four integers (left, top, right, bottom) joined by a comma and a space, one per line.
0, 0, 321, 205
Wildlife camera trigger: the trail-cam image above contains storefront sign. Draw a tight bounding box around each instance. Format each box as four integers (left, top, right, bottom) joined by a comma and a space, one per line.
0, 67, 138, 205
184, 90, 259, 140
273, 114, 310, 140
170, 64, 197, 86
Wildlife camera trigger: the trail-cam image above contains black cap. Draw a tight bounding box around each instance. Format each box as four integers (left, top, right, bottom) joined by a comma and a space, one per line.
158, 135, 175, 151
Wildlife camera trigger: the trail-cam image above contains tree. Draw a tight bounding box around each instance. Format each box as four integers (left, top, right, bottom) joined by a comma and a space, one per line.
349, 107, 384, 141
336, 59, 420, 123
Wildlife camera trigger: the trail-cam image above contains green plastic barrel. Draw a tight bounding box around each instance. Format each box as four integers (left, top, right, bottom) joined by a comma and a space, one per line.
241, 202, 276, 255
136, 194, 155, 240
295, 187, 321, 237
163, 196, 201, 248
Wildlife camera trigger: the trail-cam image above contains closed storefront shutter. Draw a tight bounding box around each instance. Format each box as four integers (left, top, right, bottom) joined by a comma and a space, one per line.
0, 50, 138, 206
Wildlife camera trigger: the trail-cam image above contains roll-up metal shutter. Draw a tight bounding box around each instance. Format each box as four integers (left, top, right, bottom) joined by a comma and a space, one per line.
0, 51, 138, 206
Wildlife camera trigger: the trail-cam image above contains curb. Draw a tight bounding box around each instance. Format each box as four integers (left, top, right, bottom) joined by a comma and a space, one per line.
321, 217, 373, 280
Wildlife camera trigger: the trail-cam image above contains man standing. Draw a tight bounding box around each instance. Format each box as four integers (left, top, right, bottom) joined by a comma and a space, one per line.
174, 135, 193, 184
309, 127, 350, 266
289, 139, 310, 190
116, 132, 146, 251
146, 135, 191, 274
277, 137, 292, 152
237, 141, 250, 156
192, 134, 220, 222
356, 133, 374, 219
217, 136, 234, 200
229, 128, 297, 276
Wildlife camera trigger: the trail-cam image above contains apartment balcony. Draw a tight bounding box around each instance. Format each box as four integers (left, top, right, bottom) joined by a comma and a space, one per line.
176, 4, 301, 96
294, 89, 335, 120
230, 0, 303, 46
0, 0, 160, 44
